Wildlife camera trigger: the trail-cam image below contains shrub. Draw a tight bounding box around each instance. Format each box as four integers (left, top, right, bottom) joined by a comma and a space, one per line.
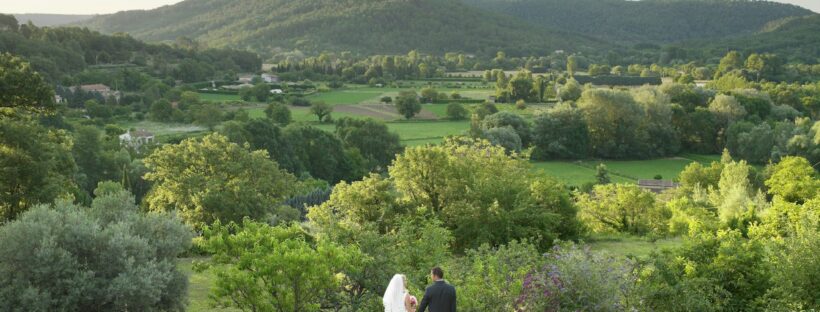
446, 103, 468, 120
0, 185, 192, 311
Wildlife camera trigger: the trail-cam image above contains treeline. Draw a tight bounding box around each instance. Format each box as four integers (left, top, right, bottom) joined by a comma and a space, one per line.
0, 14, 261, 83
463, 0, 810, 43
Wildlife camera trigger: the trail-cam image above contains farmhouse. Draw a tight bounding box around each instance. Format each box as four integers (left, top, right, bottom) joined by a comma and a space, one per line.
76, 84, 122, 100
262, 73, 279, 83
119, 129, 155, 148
637, 180, 680, 194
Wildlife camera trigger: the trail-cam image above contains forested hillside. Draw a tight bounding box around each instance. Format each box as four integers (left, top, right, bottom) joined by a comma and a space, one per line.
13, 14, 93, 26
463, 0, 813, 43
686, 15, 820, 62
78, 0, 603, 56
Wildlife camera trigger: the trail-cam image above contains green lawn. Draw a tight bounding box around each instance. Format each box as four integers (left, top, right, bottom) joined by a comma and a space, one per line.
387, 120, 469, 142
199, 93, 241, 102
586, 234, 683, 259
118, 120, 206, 137
531, 154, 719, 186
178, 258, 238, 312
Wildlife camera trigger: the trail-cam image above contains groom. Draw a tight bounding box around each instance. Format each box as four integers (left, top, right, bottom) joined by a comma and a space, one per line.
416, 267, 456, 312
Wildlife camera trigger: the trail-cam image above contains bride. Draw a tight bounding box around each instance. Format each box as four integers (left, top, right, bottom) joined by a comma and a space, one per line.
383, 274, 417, 312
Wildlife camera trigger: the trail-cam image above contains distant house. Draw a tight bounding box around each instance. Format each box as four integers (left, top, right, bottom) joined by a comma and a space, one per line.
237, 74, 255, 84
270, 89, 284, 94
488, 95, 497, 103
638, 180, 680, 194
223, 83, 254, 90
262, 73, 279, 83
119, 129, 155, 148
75, 84, 121, 101
54, 95, 63, 103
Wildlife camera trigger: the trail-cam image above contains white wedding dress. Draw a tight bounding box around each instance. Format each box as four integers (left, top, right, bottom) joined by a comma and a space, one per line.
383, 274, 408, 312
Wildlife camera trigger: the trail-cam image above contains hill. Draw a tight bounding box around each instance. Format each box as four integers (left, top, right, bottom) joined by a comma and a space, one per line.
78, 0, 604, 56
684, 14, 820, 62
462, 0, 814, 44
13, 14, 93, 27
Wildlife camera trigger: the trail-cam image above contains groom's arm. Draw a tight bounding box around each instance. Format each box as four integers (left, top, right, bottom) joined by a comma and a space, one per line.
451, 287, 457, 311
417, 288, 431, 312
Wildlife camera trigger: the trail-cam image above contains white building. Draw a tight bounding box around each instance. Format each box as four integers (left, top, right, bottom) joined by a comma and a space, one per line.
262, 73, 279, 83
119, 129, 155, 148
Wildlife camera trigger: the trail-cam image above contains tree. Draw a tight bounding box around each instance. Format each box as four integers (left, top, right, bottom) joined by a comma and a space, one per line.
507, 70, 534, 102
567, 55, 578, 77
200, 221, 362, 312
446, 103, 468, 120
381, 96, 393, 104
559, 79, 582, 102
143, 133, 297, 228
717, 51, 743, 75
577, 89, 648, 158
310, 101, 333, 122
0, 119, 76, 221
420, 87, 439, 103
0, 185, 192, 311
396, 91, 421, 120
389, 138, 579, 250
284, 125, 362, 183
709, 94, 747, 123
765, 156, 819, 204
576, 183, 665, 235
484, 126, 522, 153
251, 83, 270, 102
0, 53, 55, 116
193, 104, 224, 130
531, 103, 590, 160
335, 117, 402, 172
265, 102, 292, 125
72, 126, 103, 193
481, 111, 531, 146
149, 99, 174, 122
595, 163, 611, 184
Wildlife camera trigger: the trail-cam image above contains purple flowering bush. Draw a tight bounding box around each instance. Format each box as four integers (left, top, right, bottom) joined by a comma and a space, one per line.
515, 244, 638, 312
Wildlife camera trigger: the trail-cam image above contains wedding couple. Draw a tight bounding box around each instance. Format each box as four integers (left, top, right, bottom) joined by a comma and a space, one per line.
383, 267, 456, 312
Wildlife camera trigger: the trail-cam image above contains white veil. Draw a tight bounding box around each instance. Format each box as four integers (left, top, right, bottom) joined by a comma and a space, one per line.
383, 274, 407, 312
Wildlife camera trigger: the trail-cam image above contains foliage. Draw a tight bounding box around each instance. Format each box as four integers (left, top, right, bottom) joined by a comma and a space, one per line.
484, 126, 522, 153
445, 103, 468, 120
265, 102, 292, 125
0, 119, 76, 221
143, 133, 296, 228
448, 241, 541, 312
0, 186, 192, 312
199, 220, 362, 312
516, 244, 637, 312
481, 111, 531, 146
578, 89, 648, 158
310, 101, 333, 122
531, 103, 589, 160
334, 117, 402, 172
0, 53, 54, 115
638, 230, 771, 311
576, 183, 668, 235
284, 125, 364, 183
396, 90, 422, 120
765, 156, 819, 204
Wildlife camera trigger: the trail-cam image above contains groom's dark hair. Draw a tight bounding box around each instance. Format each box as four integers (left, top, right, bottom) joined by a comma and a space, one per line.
431, 267, 444, 279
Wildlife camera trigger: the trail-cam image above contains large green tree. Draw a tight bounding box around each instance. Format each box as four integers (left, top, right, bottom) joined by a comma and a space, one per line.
395, 91, 421, 120
577, 89, 648, 158
0, 53, 55, 116
532, 103, 590, 159
334, 118, 402, 172
0, 119, 76, 221
143, 133, 296, 227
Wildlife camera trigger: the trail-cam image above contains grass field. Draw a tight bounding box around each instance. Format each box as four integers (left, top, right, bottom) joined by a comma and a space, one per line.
178, 258, 237, 312
118, 120, 206, 137
586, 234, 682, 259
199, 93, 241, 102
532, 154, 719, 186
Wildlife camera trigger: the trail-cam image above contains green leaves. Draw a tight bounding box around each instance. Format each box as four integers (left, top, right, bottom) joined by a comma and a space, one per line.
0, 53, 54, 116
143, 133, 297, 228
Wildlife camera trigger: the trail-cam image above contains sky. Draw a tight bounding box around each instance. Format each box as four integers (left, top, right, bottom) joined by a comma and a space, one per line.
0, 0, 818, 15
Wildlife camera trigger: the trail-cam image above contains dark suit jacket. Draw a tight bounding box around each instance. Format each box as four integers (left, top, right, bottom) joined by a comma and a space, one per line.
417, 280, 456, 312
